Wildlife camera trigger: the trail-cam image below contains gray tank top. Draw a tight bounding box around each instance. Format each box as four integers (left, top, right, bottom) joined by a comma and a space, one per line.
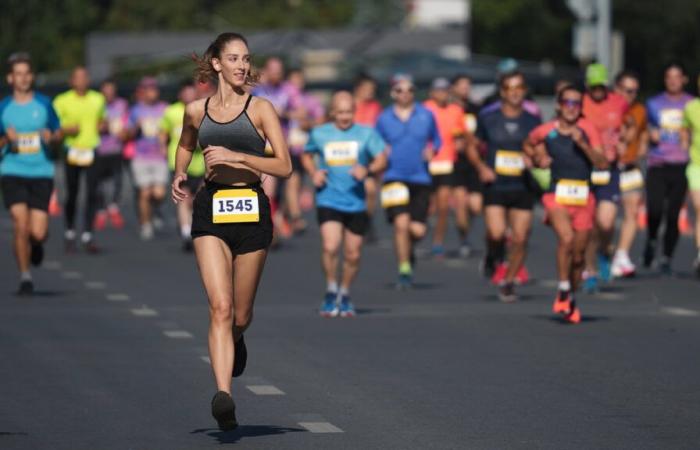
198, 94, 266, 156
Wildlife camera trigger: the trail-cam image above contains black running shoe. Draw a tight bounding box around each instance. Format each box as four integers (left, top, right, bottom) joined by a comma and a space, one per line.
498, 282, 517, 303
643, 240, 655, 268
211, 391, 237, 431
83, 239, 100, 254
18, 280, 34, 296
232, 335, 247, 378
30, 241, 44, 267
182, 237, 194, 252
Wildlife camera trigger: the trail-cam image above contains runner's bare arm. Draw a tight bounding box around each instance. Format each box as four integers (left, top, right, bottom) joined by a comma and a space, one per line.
367, 151, 388, 175
172, 101, 203, 203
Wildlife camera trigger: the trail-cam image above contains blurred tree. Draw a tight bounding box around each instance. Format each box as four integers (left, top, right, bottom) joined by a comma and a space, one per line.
212, 0, 354, 29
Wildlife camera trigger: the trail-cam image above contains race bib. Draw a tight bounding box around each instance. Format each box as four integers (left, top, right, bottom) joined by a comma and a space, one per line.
464, 113, 477, 134
590, 170, 611, 186
620, 168, 644, 192
555, 179, 589, 206
212, 189, 260, 223
381, 182, 410, 208
324, 141, 359, 166
659, 109, 683, 131
67, 147, 95, 167
16, 132, 41, 154
140, 118, 160, 138
109, 117, 124, 136
429, 159, 454, 175
288, 127, 308, 148
494, 150, 525, 176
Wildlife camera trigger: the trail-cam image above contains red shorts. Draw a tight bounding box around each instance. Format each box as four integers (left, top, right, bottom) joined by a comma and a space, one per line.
542, 193, 596, 232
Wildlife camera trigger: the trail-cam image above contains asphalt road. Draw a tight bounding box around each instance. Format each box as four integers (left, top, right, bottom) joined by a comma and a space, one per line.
1, 203, 699, 450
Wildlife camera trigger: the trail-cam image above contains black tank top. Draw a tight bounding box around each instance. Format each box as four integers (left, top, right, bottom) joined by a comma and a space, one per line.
198, 94, 266, 156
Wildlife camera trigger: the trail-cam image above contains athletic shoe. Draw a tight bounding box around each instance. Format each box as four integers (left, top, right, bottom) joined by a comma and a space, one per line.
93, 211, 107, 231
693, 257, 700, 279
82, 233, 99, 254
552, 290, 572, 314
678, 206, 692, 236
140, 223, 154, 241
108, 207, 125, 229
48, 190, 61, 217
152, 216, 165, 231
396, 273, 412, 291
643, 240, 655, 268
564, 302, 582, 324
232, 335, 247, 378
319, 292, 339, 317
338, 295, 356, 317
458, 242, 472, 258
611, 255, 636, 278
18, 280, 33, 296
597, 253, 612, 282
490, 263, 507, 285
659, 258, 672, 276
583, 274, 598, 294
182, 237, 194, 252
30, 241, 44, 267
211, 391, 238, 431
514, 265, 530, 285
498, 282, 517, 303
430, 244, 445, 259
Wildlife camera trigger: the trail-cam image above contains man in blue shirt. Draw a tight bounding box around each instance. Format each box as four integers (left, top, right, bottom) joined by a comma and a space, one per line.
303, 91, 387, 317
0, 53, 62, 295
376, 74, 441, 289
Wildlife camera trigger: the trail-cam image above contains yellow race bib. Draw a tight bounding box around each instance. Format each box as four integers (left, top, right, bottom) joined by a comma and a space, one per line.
16, 132, 41, 154
429, 160, 454, 175
381, 182, 410, 208
212, 189, 260, 223
620, 168, 644, 192
555, 179, 589, 206
140, 118, 160, 138
659, 109, 683, 131
590, 170, 611, 186
67, 147, 95, 166
494, 150, 525, 176
323, 141, 359, 166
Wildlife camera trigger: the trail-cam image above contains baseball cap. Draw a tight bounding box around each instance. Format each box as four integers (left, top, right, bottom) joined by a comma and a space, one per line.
585, 63, 608, 87
431, 77, 450, 90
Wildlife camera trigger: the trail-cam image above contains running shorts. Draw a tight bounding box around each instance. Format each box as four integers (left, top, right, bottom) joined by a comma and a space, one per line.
591, 166, 620, 204
542, 192, 596, 232
382, 181, 431, 224
483, 188, 535, 210
0, 176, 53, 211
191, 181, 273, 254
132, 158, 169, 188
317, 207, 369, 236
687, 163, 700, 192
619, 164, 645, 196
453, 153, 482, 193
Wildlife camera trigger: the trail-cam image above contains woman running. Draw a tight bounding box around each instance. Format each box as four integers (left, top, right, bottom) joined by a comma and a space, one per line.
171, 32, 291, 430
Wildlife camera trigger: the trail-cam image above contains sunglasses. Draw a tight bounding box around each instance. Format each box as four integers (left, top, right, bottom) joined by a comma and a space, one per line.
393, 87, 414, 94
559, 99, 582, 108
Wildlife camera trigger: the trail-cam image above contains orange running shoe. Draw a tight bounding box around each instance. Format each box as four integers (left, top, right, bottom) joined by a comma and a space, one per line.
48, 189, 62, 217
565, 305, 582, 324
515, 265, 530, 285
93, 211, 107, 231
108, 207, 125, 229
637, 205, 647, 229
552, 291, 571, 314
678, 206, 692, 236
490, 263, 508, 285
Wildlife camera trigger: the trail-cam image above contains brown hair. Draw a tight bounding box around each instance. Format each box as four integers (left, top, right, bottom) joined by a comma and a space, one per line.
7, 52, 33, 74
192, 32, 258, 85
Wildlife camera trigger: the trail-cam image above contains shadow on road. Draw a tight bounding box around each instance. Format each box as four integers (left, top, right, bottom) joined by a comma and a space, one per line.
530, 314, 611, 324
13, 290, 71, 298
190, 425, 305, 444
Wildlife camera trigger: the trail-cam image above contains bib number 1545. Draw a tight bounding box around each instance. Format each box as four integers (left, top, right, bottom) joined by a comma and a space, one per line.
212, 189, 260, 223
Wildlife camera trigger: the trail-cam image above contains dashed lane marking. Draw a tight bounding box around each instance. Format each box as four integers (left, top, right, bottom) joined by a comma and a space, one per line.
85, 281, 106, 290
62, 271, 82, 280
298, 422, 343, 433
246, 385, 285, 396
106, 293, 130, 302
163, 330, 193, 339
130, 306, 159, 317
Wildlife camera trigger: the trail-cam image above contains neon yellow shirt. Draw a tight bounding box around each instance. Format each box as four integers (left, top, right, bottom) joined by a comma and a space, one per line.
160, 101, 205, 177
53, 89, 106, 149
683, 98, 700, 166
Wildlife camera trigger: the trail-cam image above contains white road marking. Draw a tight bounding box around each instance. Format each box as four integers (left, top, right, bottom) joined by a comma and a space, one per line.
298, 422, 343, 433
62, 271, 82, 279
444, 259, 467, 268
596, 292, 625, 301
106, 293, 130, 302
200, 356, 211, 364
246, 385, 285, 395
85, 281, 106, 290
163, 330, 193, 339
662, 307, 700, 317
44, 260, 62, 270
130, 306, 159, 317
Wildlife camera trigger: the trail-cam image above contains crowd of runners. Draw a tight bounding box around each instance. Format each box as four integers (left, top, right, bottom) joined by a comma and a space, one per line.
3, 32, 700, 429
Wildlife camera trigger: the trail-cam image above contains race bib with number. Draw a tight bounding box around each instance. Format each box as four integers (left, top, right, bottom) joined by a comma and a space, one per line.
381, 182, 410, 208
555, 179, 589, 206
659, 109, 683, 131
16, 132, 41, 154
429, 159, 454, 175
494, 150, 525, 176
109, 118, 124, 136
590, 170, 611, 186
620, 168, 644, 192
323, 141, 359, 166
67, 147, 95, 167
212, 189, 260, 224
140, 118, 160, 138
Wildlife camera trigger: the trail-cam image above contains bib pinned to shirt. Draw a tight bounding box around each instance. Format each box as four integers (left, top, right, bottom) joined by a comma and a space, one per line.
381, 182, 410, 208
555, 179, 589, 206
494, 150, 525, 176
212, 189, 260, 223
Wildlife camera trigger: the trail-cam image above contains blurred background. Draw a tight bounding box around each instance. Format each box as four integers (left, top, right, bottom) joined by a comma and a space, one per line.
2, 0, 700, 101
